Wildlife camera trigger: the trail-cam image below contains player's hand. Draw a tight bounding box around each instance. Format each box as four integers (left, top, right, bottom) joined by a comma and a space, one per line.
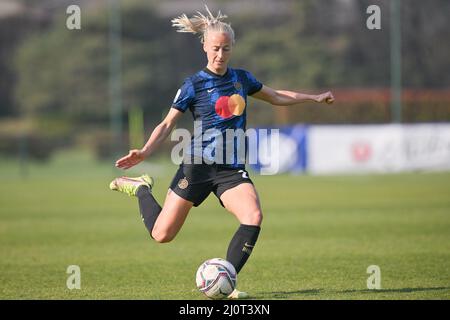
115, 149, 146, 170
316, 91, 335, 104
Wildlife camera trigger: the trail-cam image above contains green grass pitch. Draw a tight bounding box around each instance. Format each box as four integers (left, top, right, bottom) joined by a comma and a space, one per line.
1, 151, 449, 299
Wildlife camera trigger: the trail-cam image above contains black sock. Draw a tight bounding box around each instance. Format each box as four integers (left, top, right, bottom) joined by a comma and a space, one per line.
136, 185, 162, 238
226, 224, 261, 274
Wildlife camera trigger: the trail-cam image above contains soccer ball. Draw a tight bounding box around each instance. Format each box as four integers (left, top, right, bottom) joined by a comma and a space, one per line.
196, 258, 237, 299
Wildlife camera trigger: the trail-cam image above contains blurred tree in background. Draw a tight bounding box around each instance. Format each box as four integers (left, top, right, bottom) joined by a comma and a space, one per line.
13, 3, 203, 126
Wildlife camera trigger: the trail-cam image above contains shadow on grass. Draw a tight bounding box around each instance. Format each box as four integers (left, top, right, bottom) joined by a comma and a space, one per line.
254, 287, 450, 299
253, 289, 323, 299
339, 287, 450, 294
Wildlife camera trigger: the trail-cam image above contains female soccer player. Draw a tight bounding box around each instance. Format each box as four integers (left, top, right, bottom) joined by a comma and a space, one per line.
110, 6, 334, 299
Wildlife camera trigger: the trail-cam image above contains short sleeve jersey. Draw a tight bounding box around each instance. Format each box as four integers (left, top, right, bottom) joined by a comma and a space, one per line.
172, 67, 263, 168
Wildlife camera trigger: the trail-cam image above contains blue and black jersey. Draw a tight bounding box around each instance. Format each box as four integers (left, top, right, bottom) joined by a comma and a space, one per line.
172, 67, 263, 168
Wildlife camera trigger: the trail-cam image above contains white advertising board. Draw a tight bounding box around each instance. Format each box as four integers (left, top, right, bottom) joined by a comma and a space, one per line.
308, 124, 450, 174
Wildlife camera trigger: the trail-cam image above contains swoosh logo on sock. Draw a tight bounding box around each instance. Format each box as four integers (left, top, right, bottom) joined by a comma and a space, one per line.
242, 242, 254, 254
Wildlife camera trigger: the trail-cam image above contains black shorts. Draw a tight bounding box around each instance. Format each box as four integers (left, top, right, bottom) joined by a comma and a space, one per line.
169, 164, 253, 207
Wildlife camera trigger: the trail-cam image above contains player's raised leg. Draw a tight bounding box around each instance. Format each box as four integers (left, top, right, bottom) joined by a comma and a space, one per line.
110, 174, 161, 233
110, 175, 193, 243
151, 189, 193, 243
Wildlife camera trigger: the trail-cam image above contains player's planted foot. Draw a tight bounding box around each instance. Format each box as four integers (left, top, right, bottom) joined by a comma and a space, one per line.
109, 174, 154, 196
227, 288, 249, 299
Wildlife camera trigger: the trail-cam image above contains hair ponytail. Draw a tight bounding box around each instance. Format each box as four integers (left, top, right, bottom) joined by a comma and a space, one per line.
171, 5, 235, 44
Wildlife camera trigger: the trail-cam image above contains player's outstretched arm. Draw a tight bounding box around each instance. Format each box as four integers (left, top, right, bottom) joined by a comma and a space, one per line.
115, 108, 183, 170
252, 85, 334, 106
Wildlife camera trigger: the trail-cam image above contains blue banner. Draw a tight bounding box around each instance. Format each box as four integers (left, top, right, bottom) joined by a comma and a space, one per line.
249, 125, 308, 175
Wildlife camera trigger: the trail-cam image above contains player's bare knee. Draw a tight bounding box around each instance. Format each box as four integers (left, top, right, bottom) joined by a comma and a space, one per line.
255, 210, 263, 225
248, 209, 263, 226
151, 229, 174, 243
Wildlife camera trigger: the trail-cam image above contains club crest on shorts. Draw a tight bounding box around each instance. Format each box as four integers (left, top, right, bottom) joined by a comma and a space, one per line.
178, 177, 189, 189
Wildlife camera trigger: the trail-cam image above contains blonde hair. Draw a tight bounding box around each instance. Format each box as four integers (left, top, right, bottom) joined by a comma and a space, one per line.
171, 5, 235, 44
